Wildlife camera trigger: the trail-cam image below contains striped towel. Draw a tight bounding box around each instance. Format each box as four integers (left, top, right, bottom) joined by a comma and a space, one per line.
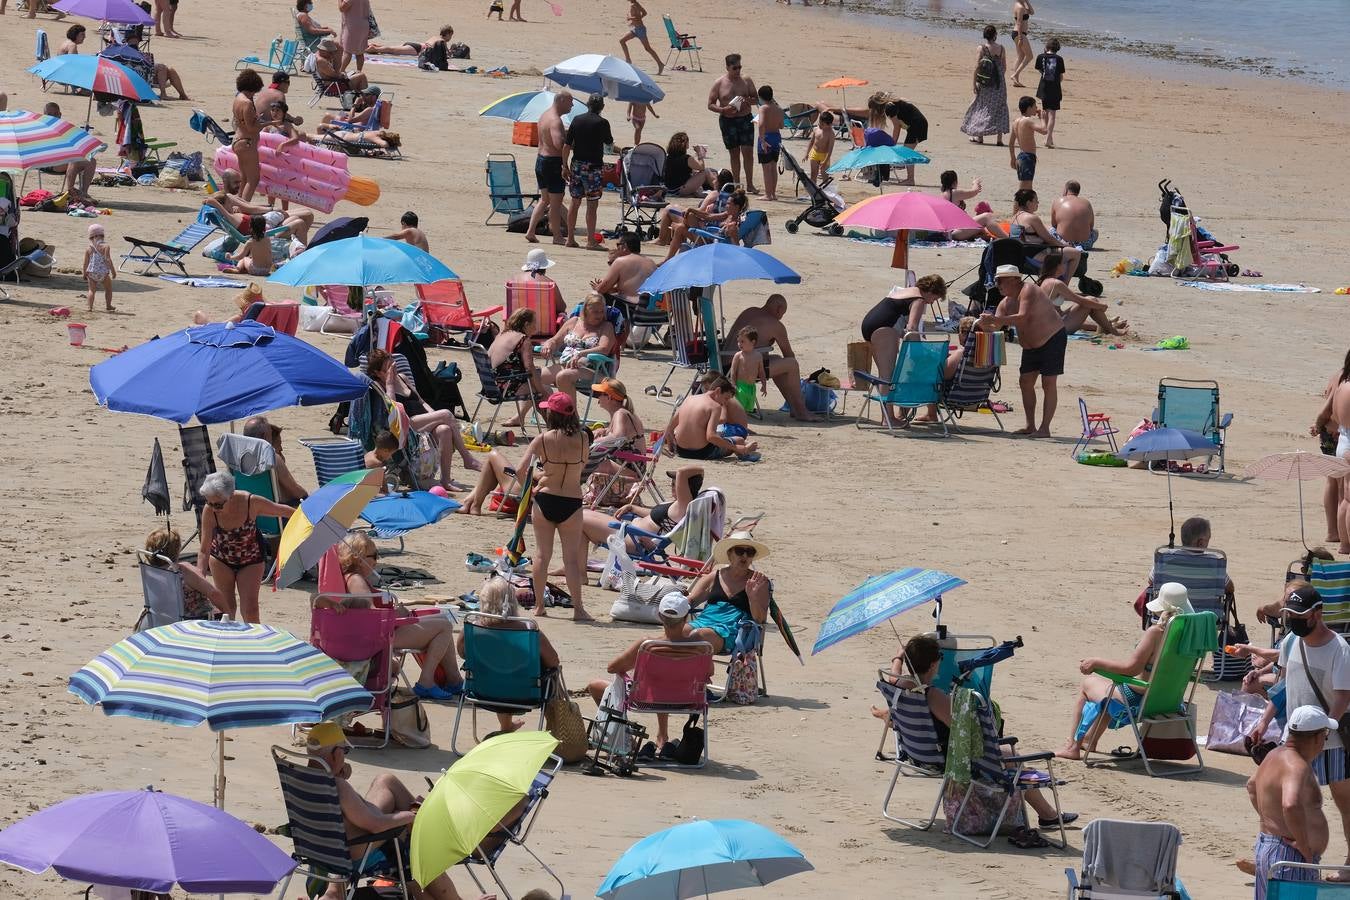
1311, 559, 1350, 629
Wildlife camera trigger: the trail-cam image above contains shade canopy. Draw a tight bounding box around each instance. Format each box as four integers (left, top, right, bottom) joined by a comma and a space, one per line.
543, 54, 664, 104
0, 109, 106, 170
29, 55, 157, 101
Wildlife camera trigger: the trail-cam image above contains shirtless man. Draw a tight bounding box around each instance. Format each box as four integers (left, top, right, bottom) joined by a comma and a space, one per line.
1247, 706, 1332, 899
981, 265, 1066, 436
254, 72, 301, 128
525, 91, 571, 245
707, 54, 759, 194
669, 374, 760, 461
722, 295, 820, 421
1039, 251, 1126, 336
1008, 96, 1046, 191
1315, 364, 1350, 554
314, 40, 370, 94
591, 232, 655, 303
390, 211, 429, 251
1050, 180, 1096, 248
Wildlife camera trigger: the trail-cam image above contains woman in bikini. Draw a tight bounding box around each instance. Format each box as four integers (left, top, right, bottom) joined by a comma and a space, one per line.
1011, 0, 1035, 87
490, 308, 547, 428
197, 472, 294, 623
538, 293, 617, 400
366, 349, 480, 492
937, 170, 999, 241
1009, 187, 1081, 280
524, 392, 594, 621
231, 69, 265, 201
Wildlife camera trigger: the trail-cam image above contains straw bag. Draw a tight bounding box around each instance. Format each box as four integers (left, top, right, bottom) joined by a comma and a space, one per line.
544, 670, 589, 762
388, 687, 431, 749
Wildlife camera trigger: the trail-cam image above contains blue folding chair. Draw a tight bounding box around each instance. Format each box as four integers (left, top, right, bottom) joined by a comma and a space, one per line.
120, 215, 219, 276
1267, 862, 1350, 899
298, 436, 365, 487
236, 37, 300, 74
854, 338, 949, 435
485, 153, 541, 225
451, 615, 552, 753
1153, 378, 1233, 474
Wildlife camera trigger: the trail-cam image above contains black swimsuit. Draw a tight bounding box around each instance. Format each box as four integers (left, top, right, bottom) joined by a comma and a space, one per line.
533, 434, 586, 524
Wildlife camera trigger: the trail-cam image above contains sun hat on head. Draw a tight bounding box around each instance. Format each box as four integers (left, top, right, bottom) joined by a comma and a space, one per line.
522, 248, 555, 271
306, 721, 351, 751
318, 38, 340, 52
993, 264, 1022, 280
1146, 582, 1195, 617
539, 392, 575, 416
88, 223, 105, 238
658, 591, 690, 620
712, 530, 770, 566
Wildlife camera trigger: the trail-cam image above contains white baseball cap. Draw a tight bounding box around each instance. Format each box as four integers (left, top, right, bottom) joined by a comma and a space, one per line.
658, 592, 690, 620
1287, 705, 1336, 736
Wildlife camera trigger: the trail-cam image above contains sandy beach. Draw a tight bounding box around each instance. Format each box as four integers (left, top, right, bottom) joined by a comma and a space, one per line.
2, 0, 1350, 897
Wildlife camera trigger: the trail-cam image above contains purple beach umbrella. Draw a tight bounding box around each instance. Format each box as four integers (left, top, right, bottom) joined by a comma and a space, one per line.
0, 788, 296, 894
52, 0, 154, 24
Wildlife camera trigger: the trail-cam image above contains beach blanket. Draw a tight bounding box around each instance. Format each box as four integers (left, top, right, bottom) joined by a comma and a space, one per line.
158, 275, 248, 288
367, 54, 419, 68
1178, 281, 1320, 293
844, 232, 986, 250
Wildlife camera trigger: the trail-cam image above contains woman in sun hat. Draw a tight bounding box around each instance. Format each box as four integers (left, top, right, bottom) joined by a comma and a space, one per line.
683, 530, 772, 653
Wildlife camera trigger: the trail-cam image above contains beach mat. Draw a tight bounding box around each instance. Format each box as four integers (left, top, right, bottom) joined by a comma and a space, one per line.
159, 275, 249, 288
1178, 281, 1320, 293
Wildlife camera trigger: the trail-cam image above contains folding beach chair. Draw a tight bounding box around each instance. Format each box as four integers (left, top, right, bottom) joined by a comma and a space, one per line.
782, 102, 817, 140
855, 338, 950, 436
661, 15, 702, 72
178, 424, 216, 537
120, 215, 218, 276
299, 436, 365, 487
1153, 378, 1233, 475
1065, 818, 1185, 899
253, 301, 300, 335
271, 744, 414, 899
309, 71, 350, 108
134, 551, 185, 632
485, 153, 540, 225
216, 433, 288, 545
1083, 611, 1217, 777
34, 29, 50, 90
1071, 398, 1119, 457
617, 143, 668, 239
451, 614, 553, 753
1266, 862, 1350, 899
417, 279, 504, 348
1309, 558, 1350, 635
651, 289, 707, 404
941, 329, 1004, 432
587, 433, 666, 511
0, 246, 55, 301
468, 344, 539, 438
458, 755, 567, 900
236, 37, 300, 74
188, 108, 235, 146
505, 277, 564, 337
310, 595, 409, 749
625, 640, 714, 768
1145, 548, 1239, 680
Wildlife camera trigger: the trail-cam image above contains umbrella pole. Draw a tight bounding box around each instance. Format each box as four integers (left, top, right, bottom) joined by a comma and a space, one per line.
1166, 467, 1176, 548
215, 730, 226, 809
85, 90, 95, 129
1297, 476, 1308, 551
890, 230, 909, 271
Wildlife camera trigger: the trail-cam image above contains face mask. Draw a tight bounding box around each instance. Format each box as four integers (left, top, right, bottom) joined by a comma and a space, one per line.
365, 569, 383, 588
1287, 616, 1313, 638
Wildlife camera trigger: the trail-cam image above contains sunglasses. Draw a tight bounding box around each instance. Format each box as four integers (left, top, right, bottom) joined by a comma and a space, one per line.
208, 500, 226, 510
731, 546, 756, 558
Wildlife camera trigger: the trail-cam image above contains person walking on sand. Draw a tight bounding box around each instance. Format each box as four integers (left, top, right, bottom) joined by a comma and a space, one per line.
1011, 0, 1034, 86
756, 85, 783, 201
509, 0, 524, 21
83, 224, 116, 313
525, 92, 571, 245
1008, 96, 1045, 190
619, 0, 664, 75
707, 54, 759, 194
1034, 37, 1065, 147
961, 25, 1009, 145
1249, 706, 1333, 899
981, 265, 1066, 436
338, 0, 371, 73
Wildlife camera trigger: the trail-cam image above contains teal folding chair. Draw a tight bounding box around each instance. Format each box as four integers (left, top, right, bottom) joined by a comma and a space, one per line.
451, 615, 551, 752
661, 15, 702, 72
236, 37, 299, 74
1153, 378, 1232, 474
485, 153, 541, 225
854, 338, 949, 436
1267, 862, 1350, 898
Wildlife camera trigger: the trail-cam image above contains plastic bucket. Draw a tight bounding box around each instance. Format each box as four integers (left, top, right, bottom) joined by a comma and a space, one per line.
67, 323, 87, 346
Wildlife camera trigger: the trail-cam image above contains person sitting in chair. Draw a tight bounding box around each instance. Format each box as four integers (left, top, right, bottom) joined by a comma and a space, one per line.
144, 526, 226, 620
684, 531, 771, 653
457, 575, 561, 736
579, 465, 707, 549
206, 169, 316, 244
1138, 516, 1235, 616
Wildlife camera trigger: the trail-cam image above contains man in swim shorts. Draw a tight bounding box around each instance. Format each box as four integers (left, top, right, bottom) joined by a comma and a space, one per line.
707, 53, 759, 193
562, 93, 613, 252
1009, 95, 1046, 191
1050, 180, 1097, 249
669, 374, 760, 460
525, 91, 572, 245
980, 265, 1067, 437
756, 84, 783, 201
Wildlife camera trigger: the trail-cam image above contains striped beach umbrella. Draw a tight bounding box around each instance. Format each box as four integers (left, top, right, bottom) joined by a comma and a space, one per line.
0, 110, 106, 171
812, 568, 967, 655
274, 468, 383, 588
69, 619, 370, 807
28, 55, 157, 101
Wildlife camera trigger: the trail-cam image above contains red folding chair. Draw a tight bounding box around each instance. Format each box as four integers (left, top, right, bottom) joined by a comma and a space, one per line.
417, 279, 504, 347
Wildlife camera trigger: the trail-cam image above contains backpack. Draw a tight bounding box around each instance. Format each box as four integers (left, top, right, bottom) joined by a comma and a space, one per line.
975, 49, 998, 87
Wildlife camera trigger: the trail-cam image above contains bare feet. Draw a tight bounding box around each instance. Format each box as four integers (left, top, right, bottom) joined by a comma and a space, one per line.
896, 177, 914, 186
910, 415, 938, 424
456, 502, 482, 515
524, 233, 539, 243
573, 609, 596, 622
1033, 427, 1052, 438
764, 194, 777, 201
790, 411, 820, 422
565, 240, 580, 249
870, 705, 889, 720
1055, 743, 1083, 761
1235, 859, 1256, 876
1045, 140, 1055, 149
533, 607, 549, 617
1012, 426, 1037, 436
551, 236, 566, 246
462, 455, 484, 472
105, 304, 117, 312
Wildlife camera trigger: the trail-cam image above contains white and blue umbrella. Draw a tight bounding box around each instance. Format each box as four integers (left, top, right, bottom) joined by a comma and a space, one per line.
479, 90, 580, 125
596, 819, 812, 899
543, 54, 664, 104
1117, 427, 1219, 547
813, 568, 967, 655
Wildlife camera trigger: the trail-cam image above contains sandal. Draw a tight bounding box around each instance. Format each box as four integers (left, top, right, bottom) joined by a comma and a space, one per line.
1007, 826, 1051, 849
1109, 745, 1138, 759
645, 385, 659, 396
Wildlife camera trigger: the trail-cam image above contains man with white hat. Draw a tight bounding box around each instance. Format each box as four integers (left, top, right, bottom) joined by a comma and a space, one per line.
979, 263, 1068, 437
1247, 705, 1333, 898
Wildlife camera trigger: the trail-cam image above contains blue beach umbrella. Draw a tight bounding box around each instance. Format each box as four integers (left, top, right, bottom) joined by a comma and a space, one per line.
361, 490, 459, 538
596, 819, 813, 899
639, 244, 800, 295
28, 55, 157, 101
89, 319, 366, 424
269, 235, 458, 287
812, 568, 967, 655
544, 54, 664, 104
479, 90, 581, 125
827, 144, 930, 173
1117, 427, 1219, 547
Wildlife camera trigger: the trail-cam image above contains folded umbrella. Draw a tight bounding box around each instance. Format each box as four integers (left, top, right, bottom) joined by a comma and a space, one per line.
142, 437, 170, 516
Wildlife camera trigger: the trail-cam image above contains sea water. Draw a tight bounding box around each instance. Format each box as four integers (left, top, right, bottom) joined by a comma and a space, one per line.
853, 0, 1350, 84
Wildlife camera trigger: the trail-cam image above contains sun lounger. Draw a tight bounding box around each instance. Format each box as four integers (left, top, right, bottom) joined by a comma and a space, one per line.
120, 215, 218, 277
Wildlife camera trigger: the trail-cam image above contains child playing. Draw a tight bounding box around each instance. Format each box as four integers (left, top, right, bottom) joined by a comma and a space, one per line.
389, 211, 429, 251
1034, 38, 1065, 149
363, 430, 400, 492
805, 110, 835, 184
756, 85, 783, 201
82, 223, 116, 312
727, 326, 768, 414
626, 101, 658, 145
618, 0, 664, 75
1008, 95, 1047, 190
223, 215, 274, 276
487, 0, 504, 19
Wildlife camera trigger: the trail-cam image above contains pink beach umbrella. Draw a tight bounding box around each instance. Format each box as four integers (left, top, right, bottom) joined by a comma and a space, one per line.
836, 191, 981, 270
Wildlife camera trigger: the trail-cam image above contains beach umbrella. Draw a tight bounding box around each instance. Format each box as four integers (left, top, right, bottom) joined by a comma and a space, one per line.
360, 490, 459, 539
836, 191, 982, 270
89, 319, 366, 425
812, 568, 967, 655
818, 76, 868, 114
274, 468, 383, 588
596, 819, 813, 899
1116, 427, 1219, 547
269, 235, 458, 287
0, 109, 106, 171
828, 145, 930, 190
28, 56, 157, 119
543, 54, 664, 104
53, 0, 154, 24
142, 437, 170, 516
69, 619, 371, 808
479, 89, 581, 125
410, 731, 559, 888
638, 244, 800, 295
0, 787, 296, 895
307, 215, 369, 249
1246, 450, 1350, 550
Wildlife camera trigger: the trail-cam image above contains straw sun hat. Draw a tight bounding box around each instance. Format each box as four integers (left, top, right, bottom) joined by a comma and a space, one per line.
712, 530, 770, 566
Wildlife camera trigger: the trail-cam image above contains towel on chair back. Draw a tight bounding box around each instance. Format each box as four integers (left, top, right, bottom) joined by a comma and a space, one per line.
215, 433, 276, 475
1081, 819, 1182, 894
664, 488, 726, 561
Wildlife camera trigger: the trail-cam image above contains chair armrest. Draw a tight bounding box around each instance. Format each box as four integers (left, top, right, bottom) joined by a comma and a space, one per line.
612, 450, 653, 464
1006, 749, 1055, 764
347, 824, 408, 847
1093, 669, 1149, 691
854, 370, 892, 388
1219, 412, 1233, 429
470, 305, 506, 319
999, 736, 1018, 748
584, 353, 617, 368
1065, 868, 1079, 892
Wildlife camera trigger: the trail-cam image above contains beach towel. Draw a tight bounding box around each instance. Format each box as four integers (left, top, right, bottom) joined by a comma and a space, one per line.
215, 433, 276, 475
664, 488, 725, 561
367, 54, 420, 68
943, 686, 981, 785
972, 331, 1005, 367
1081, 819, 1182, 895
1165, 215, 1194, 272
158, 275, 248, 288
1178, 281, 1320, 293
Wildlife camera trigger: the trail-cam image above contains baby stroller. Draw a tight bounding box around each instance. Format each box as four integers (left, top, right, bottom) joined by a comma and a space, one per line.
779, 148, 844, 236
1158, 179, 1241, 279
616, 142, 668, 240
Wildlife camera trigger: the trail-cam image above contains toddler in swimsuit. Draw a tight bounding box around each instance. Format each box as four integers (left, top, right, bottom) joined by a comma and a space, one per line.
806, 112, 835, 184
727, 326, 767, 414
82, 223, 117, 313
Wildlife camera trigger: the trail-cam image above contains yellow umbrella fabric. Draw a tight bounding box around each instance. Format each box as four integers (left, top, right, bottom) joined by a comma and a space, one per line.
410, 731, 560, 887
273, 468, 382, 588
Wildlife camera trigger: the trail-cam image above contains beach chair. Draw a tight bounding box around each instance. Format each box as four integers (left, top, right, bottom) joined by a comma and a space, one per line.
660, 14, 702, 71
1145, 546, 1228, 623
253, 301, 300, 335
650, 289, 707, 404
0, 246, 55, 301
626, 640, 714, 768
485, 153, 540, 225
688, 209, 771, 249
308, 71, 350, 109
782, 102, 817, 140
34, 29, 50, 90
1083, 611, 1217, 777
178, 424, 216, 537
120, 214, 218, 277
855, 338, 950, 436
505, 277, 564, 337
458, 756, 567, 900
587, 433, 666, 511
188, 108, 234, 146
451, 614, 553, 753
468, 344, 539, 438
1153, 378, 1232, 475
1266, 862, 1350, 899
616, 143, 668, 239
1309, 559, 1350, 635
236, 37, 299, 74
1065, 818, 1185, 899
134, 551, 185, 632
941, 330, 1004, 432
271, 744, 414, 899
299, 436, 365, 487
1071, 398, 1119, 457
216, 433, 288, 544
417, 279, 504, 347
310, 594, 408, 749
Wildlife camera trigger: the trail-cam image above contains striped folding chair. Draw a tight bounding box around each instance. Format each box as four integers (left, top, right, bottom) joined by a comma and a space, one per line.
1310, 558, 1350, 634
299, 436, 365, 487
178, 424, 216, 543
1146, 546, 1235, 679
876, 678, 948, 828
652, 289, 705, 404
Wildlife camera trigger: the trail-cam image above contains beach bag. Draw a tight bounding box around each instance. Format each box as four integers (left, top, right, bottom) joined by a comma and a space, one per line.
543, 670, 590, 763
448, 42, 470, 59
846, 340, 872, 379
592, 675, 632, 754
366, 12, 380, 38
726, 651, 759, 706
942, 779, 1025, 836
972, 330, 1006, 367
669, 714, 705, 764
799, 380, 836, 414
300, 303, 332, 332
1211, 601, 1251, 681
975, 49, 998, 87
1207, 691, 1279, 755
1139, 703, 1198, 761
388, 688, 431, 749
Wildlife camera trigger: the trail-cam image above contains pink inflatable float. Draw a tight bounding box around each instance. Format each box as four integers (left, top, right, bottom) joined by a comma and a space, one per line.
213, 131, 379, 213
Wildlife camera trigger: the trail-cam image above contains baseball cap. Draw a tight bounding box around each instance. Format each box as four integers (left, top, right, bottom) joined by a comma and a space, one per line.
1282, 584, 1324, 616
993, 264, 1022, 280
1287, 705, 1335, 734
306, 721, 351, 750
539, 392, 576, 416
658, 592, 690, 620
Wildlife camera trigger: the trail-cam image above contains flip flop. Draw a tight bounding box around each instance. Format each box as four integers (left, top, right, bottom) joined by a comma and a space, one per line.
1007, 827, 1051, 849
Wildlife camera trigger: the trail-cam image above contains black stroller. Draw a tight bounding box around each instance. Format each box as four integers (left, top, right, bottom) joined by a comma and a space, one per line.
779, 148, 843, 236
963, 238, 1103, 309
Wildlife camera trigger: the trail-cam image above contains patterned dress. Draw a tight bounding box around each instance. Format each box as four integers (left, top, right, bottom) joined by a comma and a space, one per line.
960, 45, 1010, 138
